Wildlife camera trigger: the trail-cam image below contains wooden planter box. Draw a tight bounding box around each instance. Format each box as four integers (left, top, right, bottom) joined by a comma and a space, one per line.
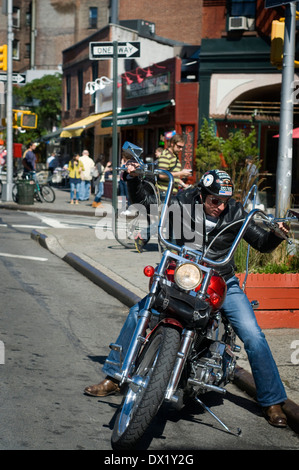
236, 273, 299, 329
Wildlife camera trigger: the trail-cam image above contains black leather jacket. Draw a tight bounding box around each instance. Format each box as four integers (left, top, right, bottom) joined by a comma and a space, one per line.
126, 176, 283, 280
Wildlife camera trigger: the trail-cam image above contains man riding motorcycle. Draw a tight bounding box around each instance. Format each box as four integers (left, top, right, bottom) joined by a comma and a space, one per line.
85, 169, 289, 428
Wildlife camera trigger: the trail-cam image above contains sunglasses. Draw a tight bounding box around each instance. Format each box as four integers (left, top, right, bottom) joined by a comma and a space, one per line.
176, 144, 184, 149
208, 196, 230, 207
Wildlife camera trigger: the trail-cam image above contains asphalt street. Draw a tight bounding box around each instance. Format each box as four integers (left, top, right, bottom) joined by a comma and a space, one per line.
0, 187, 299, 448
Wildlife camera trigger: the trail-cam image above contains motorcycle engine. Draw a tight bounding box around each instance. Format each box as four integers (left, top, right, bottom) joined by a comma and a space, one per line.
189, 315, 238, 394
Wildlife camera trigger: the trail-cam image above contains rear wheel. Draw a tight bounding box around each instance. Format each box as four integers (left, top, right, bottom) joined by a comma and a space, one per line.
113, 209, 150, 249
111, 325, 181, 450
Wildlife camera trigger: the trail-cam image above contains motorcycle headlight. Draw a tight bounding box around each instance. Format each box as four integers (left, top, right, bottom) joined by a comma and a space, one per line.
174, 263, 202, 291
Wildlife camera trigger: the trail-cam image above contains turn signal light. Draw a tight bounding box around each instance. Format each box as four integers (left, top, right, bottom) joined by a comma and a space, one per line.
143, 265, 155, 277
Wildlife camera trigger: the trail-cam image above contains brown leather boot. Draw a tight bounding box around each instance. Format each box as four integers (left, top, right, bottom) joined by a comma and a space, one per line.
84, 377, 120, 397
262, 404, 287, 427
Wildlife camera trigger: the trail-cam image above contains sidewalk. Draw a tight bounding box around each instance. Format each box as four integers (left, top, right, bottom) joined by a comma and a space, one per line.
1, 186, 299, 433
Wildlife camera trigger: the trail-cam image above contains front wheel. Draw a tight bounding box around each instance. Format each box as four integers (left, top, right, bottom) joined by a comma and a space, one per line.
40, 184, 55, 203
12, 183, 18, 202
111, 325, 181, 450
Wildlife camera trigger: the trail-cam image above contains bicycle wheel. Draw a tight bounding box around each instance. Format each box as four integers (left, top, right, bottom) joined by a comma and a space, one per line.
12, 183, 18, 202
40, 184, 55, 203
113, 209, 150, 249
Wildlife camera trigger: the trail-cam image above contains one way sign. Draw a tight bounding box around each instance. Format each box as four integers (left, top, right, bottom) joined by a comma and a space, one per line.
89, 41, 140, 60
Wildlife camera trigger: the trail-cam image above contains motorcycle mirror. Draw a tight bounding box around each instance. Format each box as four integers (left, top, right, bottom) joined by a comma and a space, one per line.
122, 141, 143, 159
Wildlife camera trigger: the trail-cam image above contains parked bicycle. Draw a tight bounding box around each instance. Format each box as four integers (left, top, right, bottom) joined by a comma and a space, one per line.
113, 145, 160, 250
12, 171, 56, 203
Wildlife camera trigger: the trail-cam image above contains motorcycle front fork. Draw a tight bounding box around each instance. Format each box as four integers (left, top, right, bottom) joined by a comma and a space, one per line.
110, 304, 242, 437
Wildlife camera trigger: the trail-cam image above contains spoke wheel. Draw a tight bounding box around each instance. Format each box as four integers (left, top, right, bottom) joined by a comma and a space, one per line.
111, 325, 181, 450
113, 209, 150, 249
40, 184, 55, 203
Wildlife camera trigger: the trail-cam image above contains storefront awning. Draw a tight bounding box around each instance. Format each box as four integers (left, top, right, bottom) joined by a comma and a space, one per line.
101, 101, 173, 128
60, 111, 112, 138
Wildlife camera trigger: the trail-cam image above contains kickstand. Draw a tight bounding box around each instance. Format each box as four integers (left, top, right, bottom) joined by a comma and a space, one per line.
195, 396, 242, 437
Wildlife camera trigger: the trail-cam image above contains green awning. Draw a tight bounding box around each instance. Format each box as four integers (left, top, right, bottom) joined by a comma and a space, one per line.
101, 101, 173, 128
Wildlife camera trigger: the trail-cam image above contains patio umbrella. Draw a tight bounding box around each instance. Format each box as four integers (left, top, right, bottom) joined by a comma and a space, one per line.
273, 127, 299, 138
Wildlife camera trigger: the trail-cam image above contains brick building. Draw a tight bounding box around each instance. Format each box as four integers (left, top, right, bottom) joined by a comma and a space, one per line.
0, 0, 110, 74
198, 0, 299, 200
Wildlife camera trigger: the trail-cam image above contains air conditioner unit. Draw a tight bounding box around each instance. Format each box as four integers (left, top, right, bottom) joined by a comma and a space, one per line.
228, 16, 255, 31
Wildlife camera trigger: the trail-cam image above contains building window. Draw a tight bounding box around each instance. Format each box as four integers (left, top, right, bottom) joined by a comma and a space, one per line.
228, 0, 256, 17
12, 7, 20, 28
12, 40, 20, 60
77, 69, 83, 108
26, 10, 31, 26
66, 75, 71, 111
25, 43, 30, 58
89, 7, 98, 28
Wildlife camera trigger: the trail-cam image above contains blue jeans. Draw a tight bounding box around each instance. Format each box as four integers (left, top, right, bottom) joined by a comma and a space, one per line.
103, 277, 287, 407
94, 181, 104, 202
221, 276, 286, 407
80, 180, 91, 200
69, 178, 81, 201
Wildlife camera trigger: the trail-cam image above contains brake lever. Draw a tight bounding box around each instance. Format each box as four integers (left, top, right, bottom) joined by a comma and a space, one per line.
287, 209, 299, 220
263, 217, 292, 244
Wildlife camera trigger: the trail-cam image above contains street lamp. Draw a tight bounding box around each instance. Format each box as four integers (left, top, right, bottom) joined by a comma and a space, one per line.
84, 76, 114, 95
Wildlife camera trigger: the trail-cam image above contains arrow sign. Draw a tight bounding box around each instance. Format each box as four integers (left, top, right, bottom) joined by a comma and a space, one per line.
89, 41, 140, 60
0, 72, 26, 84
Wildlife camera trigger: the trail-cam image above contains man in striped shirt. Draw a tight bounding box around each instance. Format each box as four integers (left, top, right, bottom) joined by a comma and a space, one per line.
157, 134, 191, 197
134, 134, 192, 252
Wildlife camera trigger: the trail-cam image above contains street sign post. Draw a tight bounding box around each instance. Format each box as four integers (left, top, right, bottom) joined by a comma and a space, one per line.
0, 72, 26, 84
89, 41, 140, 60
89, 40, 141, 214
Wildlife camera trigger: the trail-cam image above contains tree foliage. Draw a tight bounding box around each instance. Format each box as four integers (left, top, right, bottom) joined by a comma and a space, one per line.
13, 73, 62, 145
195, 119, 223, 175
195, 119, 260, 202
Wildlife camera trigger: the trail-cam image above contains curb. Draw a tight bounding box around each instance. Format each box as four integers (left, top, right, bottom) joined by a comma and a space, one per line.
63, 252, 141, 308
32, 229, 299, 435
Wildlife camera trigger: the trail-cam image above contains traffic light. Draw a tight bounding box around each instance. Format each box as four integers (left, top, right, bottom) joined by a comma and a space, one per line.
271, 14, 299, 69
0, 44, 7, 71
270, 20, 284, 68
20, 112, 38, 129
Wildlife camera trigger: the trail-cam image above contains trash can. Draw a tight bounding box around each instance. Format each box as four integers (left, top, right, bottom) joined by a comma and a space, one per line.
17, 180, 34, 205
